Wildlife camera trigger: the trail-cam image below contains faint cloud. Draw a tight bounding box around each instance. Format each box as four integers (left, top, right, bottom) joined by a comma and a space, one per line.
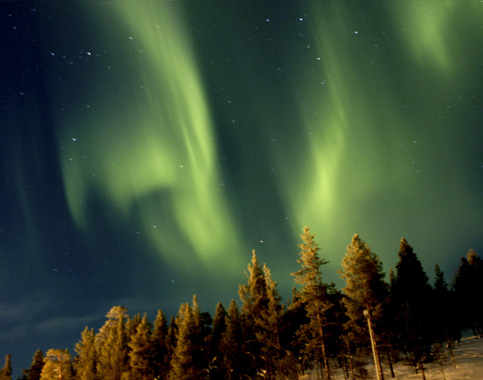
37, 314, 100, 335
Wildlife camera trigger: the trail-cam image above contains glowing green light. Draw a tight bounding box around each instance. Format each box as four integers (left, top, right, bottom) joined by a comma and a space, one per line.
388, 2, 456, 73
57, 2, 244, 271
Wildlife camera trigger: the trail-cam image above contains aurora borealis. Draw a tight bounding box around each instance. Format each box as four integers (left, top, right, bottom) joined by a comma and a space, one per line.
1, 1, 482, 374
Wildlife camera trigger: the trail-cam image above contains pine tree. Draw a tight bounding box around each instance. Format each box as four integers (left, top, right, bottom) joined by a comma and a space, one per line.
392, 238, 433, 370
40, 349, 73, 380
23, 350, 44, 380
95, 306, 129, 348
340, 234, 387, 318
128, 313, 153, 380
151, 310, 170, 380
74, 327, 96, 380
339, 234, 387, 380
0, 354, 12, 380
291, 226, 334, 379
96, 306, 129, 380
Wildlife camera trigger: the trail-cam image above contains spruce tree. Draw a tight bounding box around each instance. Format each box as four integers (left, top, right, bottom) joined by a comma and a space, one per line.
128, 313, 153, 380
40, 349, 73, 380
238, 250, 272, 379
208, 302, 227, 380
151, 310, 170, 380
24, 350, 44, 380
74, 327, 96, 380
219, 300, 246, 380
169, 296, 206, 380
260, 264, 291, 379
166, 316, 178, 369
392, 238, 433, 369
291, 226, 333, 379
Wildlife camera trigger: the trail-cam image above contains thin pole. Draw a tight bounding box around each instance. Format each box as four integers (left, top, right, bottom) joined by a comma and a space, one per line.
364, 310, 383, 380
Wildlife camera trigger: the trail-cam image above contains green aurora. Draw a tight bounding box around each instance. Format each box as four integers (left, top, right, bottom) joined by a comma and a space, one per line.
52, 1, 482, 280
57, 2, 245, 272
1, 1, 482, 374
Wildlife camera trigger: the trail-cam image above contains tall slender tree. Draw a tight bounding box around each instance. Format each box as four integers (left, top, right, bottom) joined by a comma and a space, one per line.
238, 250, 270, 379
219, 300, 247, 380
208, 302, 227, 380
259, 264, 291, 379
96, 307, 130, 380
291, 226, 333, 379
74, 327, 96, 380
239, 250, 288, 379
170, 296, 207, 380
392, 238, 433, 371
339, 234, 387, 380
151, 310, 170, 380
128, 313, 153, 380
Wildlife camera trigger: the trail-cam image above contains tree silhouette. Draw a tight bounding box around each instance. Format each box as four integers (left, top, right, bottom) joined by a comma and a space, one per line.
291, 226, 334, 379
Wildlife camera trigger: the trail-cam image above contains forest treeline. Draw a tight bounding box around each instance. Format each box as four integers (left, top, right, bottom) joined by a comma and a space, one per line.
2, 227, 482, 380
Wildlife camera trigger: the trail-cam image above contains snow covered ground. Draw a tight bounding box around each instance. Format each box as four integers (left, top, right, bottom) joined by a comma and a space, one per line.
301, 336, 483, 379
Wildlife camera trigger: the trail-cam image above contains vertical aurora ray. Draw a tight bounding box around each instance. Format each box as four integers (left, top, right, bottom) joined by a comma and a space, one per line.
56, 2, 245, 271
268, 1, 483, 267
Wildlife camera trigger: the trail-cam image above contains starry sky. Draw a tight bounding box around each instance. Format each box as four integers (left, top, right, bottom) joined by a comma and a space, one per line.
1, 1, 482, 375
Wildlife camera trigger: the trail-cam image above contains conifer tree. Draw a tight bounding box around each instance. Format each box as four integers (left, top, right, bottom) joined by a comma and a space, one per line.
339, 234, 387, 379
24, 350, 44, 380
96, 306, 129, 380
95, 306, 129, 348
238, 250, 272, 378
151, 310, 170, 380
128, 313, 153, 380
453, 249, 483, 336
125, 313, 142, 344
208, 302, 227, 380
433, 265, 453, 341
291, 227, 333, 379
170, 296, 206, 380
0, 354, 12, 380
433, 265, 458, 367
392, 238, 433, 369
40, 349, 73, 380
166, 316, 178, 368
262, 264, 296, 380
219, 300, 247, 380
74, 327, 96, 380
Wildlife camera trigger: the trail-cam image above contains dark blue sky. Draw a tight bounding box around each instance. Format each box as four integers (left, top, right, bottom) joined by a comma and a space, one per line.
1, 1, 482, 375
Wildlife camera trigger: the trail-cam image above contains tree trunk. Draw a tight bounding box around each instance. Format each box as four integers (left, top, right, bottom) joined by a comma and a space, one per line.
419, 359, 426, 380
386, 349, 395, 378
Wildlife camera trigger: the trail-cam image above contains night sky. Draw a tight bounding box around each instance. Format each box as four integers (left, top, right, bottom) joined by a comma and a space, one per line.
1, 1, 482, 375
